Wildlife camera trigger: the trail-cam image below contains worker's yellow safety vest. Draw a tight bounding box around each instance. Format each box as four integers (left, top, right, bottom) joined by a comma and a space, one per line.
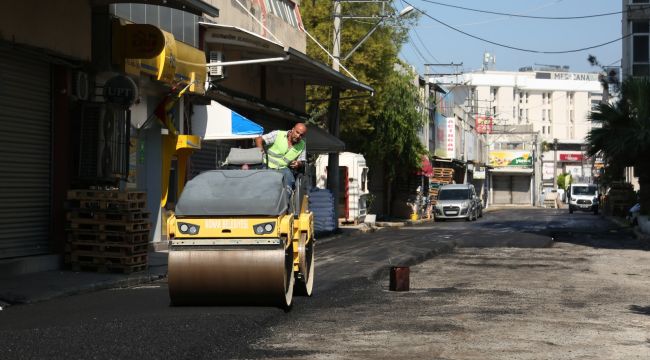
264, 131, 305, 169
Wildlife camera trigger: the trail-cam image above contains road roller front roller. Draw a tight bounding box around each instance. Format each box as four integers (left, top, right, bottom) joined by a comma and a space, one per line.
167, 169, 314, 308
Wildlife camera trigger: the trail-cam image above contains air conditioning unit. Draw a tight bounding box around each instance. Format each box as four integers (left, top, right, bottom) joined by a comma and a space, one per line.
71, 71, 90, 101
209, 51, 225, 79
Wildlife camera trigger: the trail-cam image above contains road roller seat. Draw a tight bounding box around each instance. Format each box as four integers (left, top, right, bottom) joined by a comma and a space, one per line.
222, 147, 265, 170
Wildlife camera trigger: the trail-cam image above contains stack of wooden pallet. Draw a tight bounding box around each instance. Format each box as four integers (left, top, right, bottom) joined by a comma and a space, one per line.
429, 168, 455, 206
66, 190, 150, 274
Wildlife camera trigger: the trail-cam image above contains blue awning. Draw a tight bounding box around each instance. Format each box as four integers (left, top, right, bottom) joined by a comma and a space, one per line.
192, 100, 263, 140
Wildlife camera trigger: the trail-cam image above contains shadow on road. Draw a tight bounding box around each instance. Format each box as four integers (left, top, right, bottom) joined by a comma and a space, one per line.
473, 208, 650, 251
628, 305, 650, 316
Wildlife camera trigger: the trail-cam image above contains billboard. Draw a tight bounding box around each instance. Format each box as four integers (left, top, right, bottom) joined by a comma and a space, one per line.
489, 150, 533, 167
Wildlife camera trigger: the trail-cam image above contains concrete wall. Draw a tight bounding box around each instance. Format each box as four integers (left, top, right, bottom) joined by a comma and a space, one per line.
0, 0, 91, 61
206, 0, 306, 52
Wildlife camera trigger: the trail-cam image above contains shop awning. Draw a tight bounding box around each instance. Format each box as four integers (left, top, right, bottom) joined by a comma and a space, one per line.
200, 23, 374, 93
305, 126, 345, 154
191, 100, 264, 140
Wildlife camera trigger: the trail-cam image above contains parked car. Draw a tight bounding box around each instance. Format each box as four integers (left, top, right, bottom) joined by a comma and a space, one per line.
434, 184, 479, 221
568, 183, 599, 215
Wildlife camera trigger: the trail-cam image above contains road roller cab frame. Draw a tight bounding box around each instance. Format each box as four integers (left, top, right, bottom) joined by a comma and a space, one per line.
167, 149, 314, 308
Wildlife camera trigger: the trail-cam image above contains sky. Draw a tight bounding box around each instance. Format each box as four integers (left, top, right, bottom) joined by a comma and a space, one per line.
396, 0, 622, 75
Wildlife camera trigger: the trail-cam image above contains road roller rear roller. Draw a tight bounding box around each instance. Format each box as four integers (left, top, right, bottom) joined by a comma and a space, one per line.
167, 169, 314, 308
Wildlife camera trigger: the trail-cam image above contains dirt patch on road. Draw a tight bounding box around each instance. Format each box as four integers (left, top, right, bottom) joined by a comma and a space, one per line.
253, 243, 650, 359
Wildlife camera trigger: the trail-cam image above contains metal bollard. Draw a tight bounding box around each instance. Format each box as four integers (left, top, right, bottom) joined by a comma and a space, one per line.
389, 266, 410, 291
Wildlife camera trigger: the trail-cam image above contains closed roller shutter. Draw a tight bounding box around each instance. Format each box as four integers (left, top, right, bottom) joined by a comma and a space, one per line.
492, 175, 511, 204
512, 176, 531, 204
492, 175, 532, 205
0, 48, 52, 258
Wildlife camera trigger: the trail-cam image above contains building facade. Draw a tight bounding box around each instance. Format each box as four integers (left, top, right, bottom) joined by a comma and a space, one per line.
431, 68, 602, 206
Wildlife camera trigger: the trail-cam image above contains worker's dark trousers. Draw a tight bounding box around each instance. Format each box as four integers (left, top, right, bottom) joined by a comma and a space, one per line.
279, 167, 296, 190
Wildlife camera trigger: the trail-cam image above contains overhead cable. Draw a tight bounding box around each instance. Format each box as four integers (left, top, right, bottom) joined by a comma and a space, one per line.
419, 0, 641, 20
403, 0, 631, 54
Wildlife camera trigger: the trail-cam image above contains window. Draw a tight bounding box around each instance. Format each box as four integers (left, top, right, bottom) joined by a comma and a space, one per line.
265, 0, 299, 27
549, 111, 552, 122
513, 106, 516, 118
570, 110, 574, 122
491, 87, 498, 101
542, 125, 546, 134
519, 92, 523, 103
525, 109, 529, 121
632, 21, 650, 76
542, 109, 546, 121
632, 0, 650, 4
111, 4, 198, 46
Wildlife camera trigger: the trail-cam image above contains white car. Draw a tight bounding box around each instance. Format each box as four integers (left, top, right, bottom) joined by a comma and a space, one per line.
433, 184, 480, 221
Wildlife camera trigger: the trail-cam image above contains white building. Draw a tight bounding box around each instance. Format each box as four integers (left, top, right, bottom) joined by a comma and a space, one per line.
431, 68, 602, 206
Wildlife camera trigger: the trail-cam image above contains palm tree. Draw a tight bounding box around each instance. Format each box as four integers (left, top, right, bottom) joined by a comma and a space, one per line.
588, 77, 650, 215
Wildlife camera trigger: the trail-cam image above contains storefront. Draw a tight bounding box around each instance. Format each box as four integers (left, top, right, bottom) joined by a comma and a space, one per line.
489, 150, 534, 205
0, 46, 55, 259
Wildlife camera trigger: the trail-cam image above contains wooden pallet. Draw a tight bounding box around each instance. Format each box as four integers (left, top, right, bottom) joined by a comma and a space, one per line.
71, 253, 147, 266
68, 199, 147, 211
67, 209, 150, 222
67, 190, 146, 201
71, 262, 148, 274
69, 242, 148, 256
68, 230, 150, 244
430, 178, 452, 184
68, 220, 151, 232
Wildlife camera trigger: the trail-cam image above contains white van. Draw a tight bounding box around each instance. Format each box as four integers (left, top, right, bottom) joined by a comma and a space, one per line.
568, 183, 599, 215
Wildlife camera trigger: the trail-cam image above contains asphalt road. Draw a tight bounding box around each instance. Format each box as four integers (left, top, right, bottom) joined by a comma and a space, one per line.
0, 208, 648, 359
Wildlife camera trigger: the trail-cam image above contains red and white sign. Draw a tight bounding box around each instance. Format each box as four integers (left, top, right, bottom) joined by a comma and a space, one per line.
446, 117, 455, 158
475, 115, 493, 134
560, 153, 583, 162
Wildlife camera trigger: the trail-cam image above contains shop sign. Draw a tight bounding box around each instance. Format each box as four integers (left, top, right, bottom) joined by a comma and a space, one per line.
474, 170, 486, 179
560, 153, 583, 162
542, 162, 555, 180
103, 75, 138, 108
489, 150, 533, 167
475, 115, 493, 134
446, 117, 455, 158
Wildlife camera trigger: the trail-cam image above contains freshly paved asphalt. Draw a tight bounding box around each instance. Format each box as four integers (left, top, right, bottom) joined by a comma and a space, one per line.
0, 207, 643, 359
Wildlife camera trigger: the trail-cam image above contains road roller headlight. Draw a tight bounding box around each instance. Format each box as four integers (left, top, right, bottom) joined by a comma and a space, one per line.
178, 222, 200, 235
253, 222, 275, 235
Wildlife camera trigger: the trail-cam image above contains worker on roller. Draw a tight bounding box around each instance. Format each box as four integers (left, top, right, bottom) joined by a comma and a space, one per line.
255, 123, 307, 190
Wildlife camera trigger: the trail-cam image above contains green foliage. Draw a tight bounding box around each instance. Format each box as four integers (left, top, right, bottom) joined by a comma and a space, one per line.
588, 76, 650, 214
300, 0, 423, 178
557, 173, 570, 190
366, 66, 427, 181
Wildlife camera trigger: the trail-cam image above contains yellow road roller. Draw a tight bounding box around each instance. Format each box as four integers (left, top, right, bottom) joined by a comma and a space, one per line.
167, 167, 314, 308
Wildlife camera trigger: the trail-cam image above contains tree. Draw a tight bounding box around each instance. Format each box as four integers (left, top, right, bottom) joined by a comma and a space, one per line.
300, 2, 425, 215
588, 77, 650, 214
366, 66, 427, 214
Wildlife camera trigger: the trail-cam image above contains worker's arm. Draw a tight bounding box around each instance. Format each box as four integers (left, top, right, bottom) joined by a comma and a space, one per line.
254, 136, 265, 151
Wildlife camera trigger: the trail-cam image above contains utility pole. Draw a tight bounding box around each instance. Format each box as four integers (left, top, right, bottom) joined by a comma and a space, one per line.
327, 0, 342, 225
